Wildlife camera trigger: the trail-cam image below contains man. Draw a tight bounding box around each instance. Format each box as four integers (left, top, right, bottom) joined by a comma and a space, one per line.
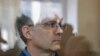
15, 10, 63, 56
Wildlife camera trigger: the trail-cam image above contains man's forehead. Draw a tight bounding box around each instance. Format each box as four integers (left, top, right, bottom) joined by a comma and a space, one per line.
40, 15, 62, 24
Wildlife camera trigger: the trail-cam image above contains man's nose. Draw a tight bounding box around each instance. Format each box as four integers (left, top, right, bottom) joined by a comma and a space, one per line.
55, 26, 63, 36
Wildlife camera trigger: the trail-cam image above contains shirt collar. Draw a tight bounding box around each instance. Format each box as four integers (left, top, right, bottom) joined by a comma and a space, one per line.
19, 47, 58, 56
19, 47, 31, 56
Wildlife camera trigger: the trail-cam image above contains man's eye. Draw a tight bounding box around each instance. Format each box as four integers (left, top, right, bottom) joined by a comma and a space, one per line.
44, 22, 56, 28
50, 22, 56, 27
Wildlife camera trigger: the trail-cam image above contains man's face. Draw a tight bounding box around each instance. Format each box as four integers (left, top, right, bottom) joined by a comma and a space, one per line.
30, 15, 63, 51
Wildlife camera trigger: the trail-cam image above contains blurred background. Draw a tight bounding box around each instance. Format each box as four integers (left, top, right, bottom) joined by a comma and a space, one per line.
0, 0, 100, 56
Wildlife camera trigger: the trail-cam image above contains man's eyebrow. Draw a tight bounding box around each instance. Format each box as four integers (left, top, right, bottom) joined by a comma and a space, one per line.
47, 20, 56, 23
42, 20, 57, 24
44, 21, 57, 24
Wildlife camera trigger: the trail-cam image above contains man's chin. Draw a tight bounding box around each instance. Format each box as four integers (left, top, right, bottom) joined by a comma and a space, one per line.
51, 45, 60, 51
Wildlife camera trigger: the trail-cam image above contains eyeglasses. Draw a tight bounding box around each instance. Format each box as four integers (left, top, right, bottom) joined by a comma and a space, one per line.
38, 21, 62, 29
27, 21, 62, 29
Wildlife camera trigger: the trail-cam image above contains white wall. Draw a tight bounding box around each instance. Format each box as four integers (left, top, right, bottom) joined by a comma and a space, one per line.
0, 0, 20, 51
66, 0, 78, 33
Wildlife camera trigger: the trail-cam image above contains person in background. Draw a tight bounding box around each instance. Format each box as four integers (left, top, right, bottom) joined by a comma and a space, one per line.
60, 24, 98, 56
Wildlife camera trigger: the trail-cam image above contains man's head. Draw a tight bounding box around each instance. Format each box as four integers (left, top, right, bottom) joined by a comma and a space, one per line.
16, 2, 63, 52
16, 14, 63, 52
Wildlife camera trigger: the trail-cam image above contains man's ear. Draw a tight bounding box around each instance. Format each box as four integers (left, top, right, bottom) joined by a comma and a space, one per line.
22, 25, 32, 40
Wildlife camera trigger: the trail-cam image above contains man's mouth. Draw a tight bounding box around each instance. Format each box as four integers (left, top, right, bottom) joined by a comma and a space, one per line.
55, 40, 61, 41
53, 40, 61, 44
53, 36, 61, 44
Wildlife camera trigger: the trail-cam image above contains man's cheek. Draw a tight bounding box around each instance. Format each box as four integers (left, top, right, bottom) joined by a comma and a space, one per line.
45, 29, 55, 37
39, 28, 53, 35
